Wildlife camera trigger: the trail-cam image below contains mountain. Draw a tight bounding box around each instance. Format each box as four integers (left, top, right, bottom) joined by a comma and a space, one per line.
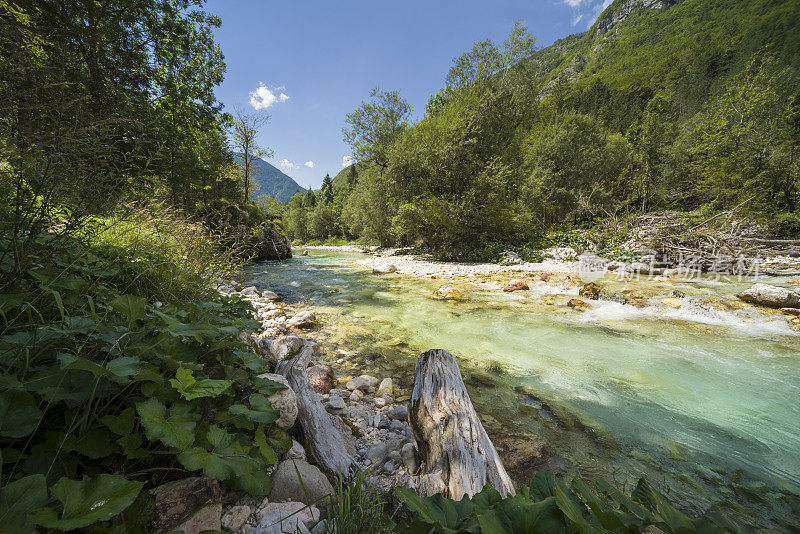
233, 153, 305, 203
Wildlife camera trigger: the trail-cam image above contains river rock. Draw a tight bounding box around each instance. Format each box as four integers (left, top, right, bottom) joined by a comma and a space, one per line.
268, 460, 334, 514
387, 405, 408, 420
377, 377, 393, 397
578, 282, 602, 300
737, 283, 800, 309
544, 246, 578, 260
349, 389, 364, 403
563, 276, 582, 289
301, 250, 309, 256
401, 442, 418, 472
241, 286, 259, 297
151, 477, 221, 532
503, 279, 529, 292
262, 290, 281, 301
374, 397, 387, 408
288, 311, 317, 328
262, 308, 285, 321
373, 264, 397, 274
286, 440, 306, 460
567, 299, 592, 312
346, 374, 379, 391
326, 395, 346, 413
432, 285, 463, 300
259, 335, 305, 363
221, 505, 251, 532
622, 290, 647, 308
254, 502, 320, 534
306, 364, 335, 394
780, 307, 800, 316
256, 373, 297, 429
661, 297, 683, 309
368, 442, 389, 464
499, 251, 524, 265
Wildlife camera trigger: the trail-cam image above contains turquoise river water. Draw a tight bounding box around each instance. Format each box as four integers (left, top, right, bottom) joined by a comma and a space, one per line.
246, 250, 800, 530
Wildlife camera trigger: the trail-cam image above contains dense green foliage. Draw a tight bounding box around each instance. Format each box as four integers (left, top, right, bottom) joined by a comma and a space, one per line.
394, 471, 735, 534
0, 0, 290, 529
282, 0, 800, 259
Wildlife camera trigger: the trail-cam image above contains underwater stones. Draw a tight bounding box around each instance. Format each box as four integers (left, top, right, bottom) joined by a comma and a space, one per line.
567, 298, 592, 312
622, 290, 647, 308
346, 374, 380, 391
578, 282, 602, 300
256, 373, 298, 430
306, 364, 335, 394
562, 276, 582, 289
372, 264, 397, 274
737, 283, 800, 309
288, 310, 317, 328
660, 297, 683, 309
432, 285, 464, 300
503, 279, 529, 292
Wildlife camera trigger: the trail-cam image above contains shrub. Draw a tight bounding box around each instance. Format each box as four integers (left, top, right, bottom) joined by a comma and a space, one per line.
770, 212, 800, 239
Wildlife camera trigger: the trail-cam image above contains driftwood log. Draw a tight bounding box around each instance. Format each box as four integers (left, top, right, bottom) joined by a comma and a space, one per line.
275, 341, 358, 479
408, 349, 515, 500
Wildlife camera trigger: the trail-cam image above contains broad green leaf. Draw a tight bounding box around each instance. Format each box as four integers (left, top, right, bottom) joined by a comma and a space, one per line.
253, 375, 287, 397
254, 426, 278, 464
631, 478, 693, 531
106, 356, 141, 377
57, 353, 109, 378
101, 407, 135, 435
394, 487, 478, 534
570, 479, 641, 532
30, 474, 143, 530
553, 481, 608, 534
228, 394, 279, 424
529, 470, 556, 501
235, 349, 270, 372
154, 310, 218, 341
111, 294, 147, 322
170, 367, 232, 401
476, 495, 565, 534
136, 398, 196, 450
0, 390, 42, 438
0, 474, 48, 533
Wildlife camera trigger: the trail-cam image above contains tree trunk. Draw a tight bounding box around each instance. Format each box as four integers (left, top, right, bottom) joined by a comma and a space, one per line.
275, 341, 358, 480
408, 349, 515, 500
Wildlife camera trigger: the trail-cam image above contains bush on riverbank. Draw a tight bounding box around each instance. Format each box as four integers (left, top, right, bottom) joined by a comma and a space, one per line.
0, 211, 291, 531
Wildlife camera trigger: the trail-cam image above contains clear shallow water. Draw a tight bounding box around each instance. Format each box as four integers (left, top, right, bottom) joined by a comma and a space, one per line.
247, 251, 800, 527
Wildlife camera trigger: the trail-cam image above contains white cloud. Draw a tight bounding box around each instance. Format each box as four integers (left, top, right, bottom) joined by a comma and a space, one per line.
249, 83, 290, 110
342, 155, 353, 167
564, 0, 613, 28
571, 13, 584, 26
279, 159, 296, 171
304, 161, 315, 169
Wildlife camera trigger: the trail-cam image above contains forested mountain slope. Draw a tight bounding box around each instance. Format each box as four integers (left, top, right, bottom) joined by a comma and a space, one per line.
276, 0, 800, 260
233, 153, 305, 202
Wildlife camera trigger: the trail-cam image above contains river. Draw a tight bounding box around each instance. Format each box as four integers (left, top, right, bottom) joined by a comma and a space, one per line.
246, 250, 800, 529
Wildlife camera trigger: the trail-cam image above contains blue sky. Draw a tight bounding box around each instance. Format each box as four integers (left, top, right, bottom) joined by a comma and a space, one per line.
206, 0, 613, 190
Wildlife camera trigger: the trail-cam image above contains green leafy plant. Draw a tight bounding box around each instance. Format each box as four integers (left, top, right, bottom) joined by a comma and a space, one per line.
395, 471, 735, 534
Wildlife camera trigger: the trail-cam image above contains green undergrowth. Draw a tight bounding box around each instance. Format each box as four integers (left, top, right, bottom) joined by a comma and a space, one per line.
393, 470, 737, 534
0, 213, 290, 532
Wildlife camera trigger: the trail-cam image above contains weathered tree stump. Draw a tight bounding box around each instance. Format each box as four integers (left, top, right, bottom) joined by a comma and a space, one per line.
408, 349, 516, 500
275, 341, 358, 479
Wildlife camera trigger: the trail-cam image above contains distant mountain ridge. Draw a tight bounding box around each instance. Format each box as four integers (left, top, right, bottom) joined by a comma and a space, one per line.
233, 153, 305, 203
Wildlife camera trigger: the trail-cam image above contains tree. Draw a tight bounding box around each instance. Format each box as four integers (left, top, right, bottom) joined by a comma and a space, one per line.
230, 108, 272, 202
321, 173, 334, 204
343, 88, 411, 172
303, 189, 317, 209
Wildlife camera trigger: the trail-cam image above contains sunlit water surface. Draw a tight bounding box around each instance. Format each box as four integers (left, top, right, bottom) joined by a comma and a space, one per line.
246, 251, 800, 528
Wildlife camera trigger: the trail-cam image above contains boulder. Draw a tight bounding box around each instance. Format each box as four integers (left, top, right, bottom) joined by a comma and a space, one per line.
241, 286, 260, 297
345, 374, 379, 391
288, 311, 317, 328
256, 373, 298, 430
151, 477, 221, 532
306, 364, 335, 394
567, 299, 592, 312
221, 505, 251, 532
737, 283, 800, 309
249, 225, 292, 261
254, 501, 320, 534
622, 290, 648, 308
503, 279, 529, 292
268, 460, 334, 514
432, 285, 463, 300
578, 282, 602, 300
499, 251, 524, 265
372, 264, 397, 274
258, 335, 305, 363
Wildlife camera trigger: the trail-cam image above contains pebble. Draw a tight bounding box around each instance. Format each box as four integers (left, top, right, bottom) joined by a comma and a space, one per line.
221, 505, 251, 532
349, 389, 364, 403
377, 377, 393, 396
387, 405, 408, 421
374, 397, 387, 408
